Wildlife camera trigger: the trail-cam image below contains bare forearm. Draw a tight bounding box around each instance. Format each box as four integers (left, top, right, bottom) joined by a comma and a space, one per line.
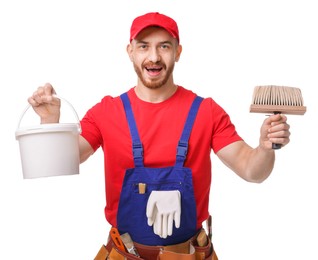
79, 135, 94, 163
243, 146, 275, 183
218, 114, 289, 183
217, 141, 275, 183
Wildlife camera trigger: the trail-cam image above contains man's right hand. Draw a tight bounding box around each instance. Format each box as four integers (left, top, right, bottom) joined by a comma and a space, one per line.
28, 83, 61, 124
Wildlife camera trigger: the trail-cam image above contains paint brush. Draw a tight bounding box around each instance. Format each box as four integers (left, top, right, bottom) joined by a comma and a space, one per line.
250, 85, 306, 149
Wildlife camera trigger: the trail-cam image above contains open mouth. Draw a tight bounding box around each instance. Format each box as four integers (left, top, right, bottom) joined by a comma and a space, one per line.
145, 66, 163, 73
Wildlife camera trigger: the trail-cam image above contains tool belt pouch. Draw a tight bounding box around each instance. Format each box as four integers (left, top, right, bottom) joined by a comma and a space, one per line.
192, 242, 215, 260
94, 245, 109, 260
105, 239, 147, 260
158, 240, 196, 260
191, 231, 215, 260
159, 237, 216, 260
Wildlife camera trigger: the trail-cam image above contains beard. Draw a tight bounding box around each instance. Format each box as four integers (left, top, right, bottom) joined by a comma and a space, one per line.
133, 61, 174, 89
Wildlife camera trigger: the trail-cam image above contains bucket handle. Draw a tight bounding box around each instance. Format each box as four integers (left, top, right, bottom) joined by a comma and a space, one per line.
17, 94, 82, 133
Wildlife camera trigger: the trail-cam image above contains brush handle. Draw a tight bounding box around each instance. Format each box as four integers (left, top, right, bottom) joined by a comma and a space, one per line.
272, 111, 282, 150
272, 143, 282, 149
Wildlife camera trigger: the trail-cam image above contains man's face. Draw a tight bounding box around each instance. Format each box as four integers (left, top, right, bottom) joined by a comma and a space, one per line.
127, 27, 182, 89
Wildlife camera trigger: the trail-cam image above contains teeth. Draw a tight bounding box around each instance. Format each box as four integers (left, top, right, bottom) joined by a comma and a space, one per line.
147, 68, 161, 71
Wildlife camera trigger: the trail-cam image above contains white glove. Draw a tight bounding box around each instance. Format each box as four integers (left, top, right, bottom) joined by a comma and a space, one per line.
146, 190, 181, 238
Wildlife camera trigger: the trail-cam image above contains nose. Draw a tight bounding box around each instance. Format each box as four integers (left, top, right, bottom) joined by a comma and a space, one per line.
147, 47, 161, 63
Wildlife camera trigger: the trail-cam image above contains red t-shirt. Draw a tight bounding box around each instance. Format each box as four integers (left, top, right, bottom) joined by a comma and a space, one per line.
80, 86, 242, 229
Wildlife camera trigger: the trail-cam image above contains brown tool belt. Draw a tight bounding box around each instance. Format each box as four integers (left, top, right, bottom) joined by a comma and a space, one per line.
94, 228, 218, 260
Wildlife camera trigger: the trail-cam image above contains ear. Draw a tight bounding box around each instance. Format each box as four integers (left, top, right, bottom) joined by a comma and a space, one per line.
126, 43, 133, 62
175, 44, 182, 62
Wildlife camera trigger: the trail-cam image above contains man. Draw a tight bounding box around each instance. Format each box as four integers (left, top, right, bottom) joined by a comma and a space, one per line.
28, 12, 290, 260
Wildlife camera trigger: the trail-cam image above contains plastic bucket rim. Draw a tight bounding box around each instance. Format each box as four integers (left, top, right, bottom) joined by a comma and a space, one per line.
15, 123, 81, 139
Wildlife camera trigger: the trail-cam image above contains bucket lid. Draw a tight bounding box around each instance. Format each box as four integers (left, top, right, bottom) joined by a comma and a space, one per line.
15, 123, 81, 139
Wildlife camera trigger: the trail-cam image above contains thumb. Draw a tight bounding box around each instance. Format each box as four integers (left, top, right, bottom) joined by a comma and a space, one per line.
174, 210, 181, 229
146, 194, 156, 226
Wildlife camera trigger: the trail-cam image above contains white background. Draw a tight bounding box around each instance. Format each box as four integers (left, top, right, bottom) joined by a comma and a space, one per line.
1, 0, 317, 259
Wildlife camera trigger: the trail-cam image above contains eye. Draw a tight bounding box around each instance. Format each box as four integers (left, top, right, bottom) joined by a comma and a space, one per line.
161, 44, 169, 49
138, 44, 148, 50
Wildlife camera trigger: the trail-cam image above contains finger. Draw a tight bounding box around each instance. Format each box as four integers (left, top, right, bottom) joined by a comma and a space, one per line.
265, 114, 286, 126
43, 83, 54, 95
162, 214, 168, 238
28, 96, 39, 107
146, 196, 156, 219
153, 210, 159, 235
32, 87, 44, 103
153, 219, 158, 235
147, 217, 154, 226
269, 136, 290, 147
268, 122, 290, 134
153, 213, 158, 234
268, 114, 289, 130
167, 213, 173, 236
174, 210, 181, 229
154, 213, 162, 237
147, 206, 157, 226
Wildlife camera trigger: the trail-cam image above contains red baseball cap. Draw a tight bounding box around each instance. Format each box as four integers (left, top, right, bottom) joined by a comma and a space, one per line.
130, 12, 179, 43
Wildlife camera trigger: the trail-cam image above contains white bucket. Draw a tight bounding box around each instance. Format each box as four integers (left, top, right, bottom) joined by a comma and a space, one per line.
15, 96, 81, 179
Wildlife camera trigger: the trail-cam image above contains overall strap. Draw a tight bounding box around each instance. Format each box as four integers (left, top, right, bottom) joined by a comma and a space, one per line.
176, 96, 203, 167
120, 93, 144, 167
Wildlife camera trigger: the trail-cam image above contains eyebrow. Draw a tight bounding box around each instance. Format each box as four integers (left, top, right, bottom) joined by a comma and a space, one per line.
135, 40, 173, 45
160, 41, 173, 45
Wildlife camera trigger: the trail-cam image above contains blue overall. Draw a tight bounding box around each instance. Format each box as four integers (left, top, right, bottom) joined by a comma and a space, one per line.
117, 93, 203, 246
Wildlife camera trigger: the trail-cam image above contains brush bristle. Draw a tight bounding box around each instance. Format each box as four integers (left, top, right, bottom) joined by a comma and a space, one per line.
250, 85, 306, 115
252, 85, 304, 106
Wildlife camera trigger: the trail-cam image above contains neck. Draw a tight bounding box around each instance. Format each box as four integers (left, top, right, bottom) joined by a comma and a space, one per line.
134, 81, 178, 103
